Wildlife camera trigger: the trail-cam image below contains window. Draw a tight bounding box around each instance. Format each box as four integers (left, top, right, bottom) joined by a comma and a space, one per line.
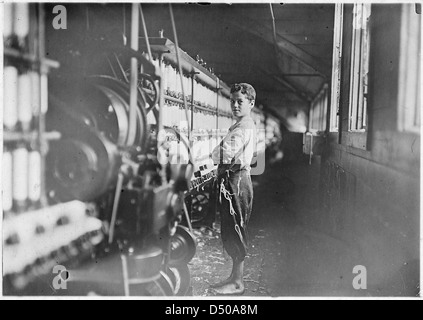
398, 4, 421, 133
348, 3, 371, 132
310, 84, 329, 133
329, 3, 344, 132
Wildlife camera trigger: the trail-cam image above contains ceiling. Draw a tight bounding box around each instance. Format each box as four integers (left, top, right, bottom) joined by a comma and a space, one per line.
46, 3, 335, 124
141, 3, 335, 109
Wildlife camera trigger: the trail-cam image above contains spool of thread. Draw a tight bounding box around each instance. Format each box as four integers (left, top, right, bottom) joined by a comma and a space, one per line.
30, 71, 41, 117
205, 114, 210, 130
175, 71, 181, 98
182, 76, 186, 97
41, 74, 49, 114
176, 105, 181, 129
179, 104, 184, 128
14, 3, 30, 40
3, 151, 13, 212
164, 103, 171, 127
28, 150, 41, 203
167, 65, 172, 93
184, 76, 189, 99
13, 146, 29, 208
173, 67, 178, 95
167, 105, 175, 127
4, 66, 19, 130
163, 64, 169, 95
180, 120, 188, 132
170, 104, 176, 127
4, 3, 13, 39
18, 73, 33, 131
166, 64, 171, 95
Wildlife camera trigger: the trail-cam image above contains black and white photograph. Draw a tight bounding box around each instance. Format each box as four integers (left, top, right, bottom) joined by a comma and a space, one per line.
1, 1, 421, 302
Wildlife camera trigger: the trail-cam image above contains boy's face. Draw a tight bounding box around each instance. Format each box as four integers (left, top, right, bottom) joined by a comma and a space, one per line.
230, 91, 255, 120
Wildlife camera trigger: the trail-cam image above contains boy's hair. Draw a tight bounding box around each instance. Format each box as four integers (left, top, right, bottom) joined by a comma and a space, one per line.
230, 83, 256, 102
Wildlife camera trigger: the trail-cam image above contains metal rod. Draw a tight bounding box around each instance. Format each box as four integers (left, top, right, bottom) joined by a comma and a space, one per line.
85, 6, 90, 31
139, 5, 153, 62
108, 173, 124, 244
216, 78, 220, 132
3, 131, 61, 143
157, 54, 168, 184
182, 200, 193, 234
158, 54, 164, 152
38, 3, 48, 208
3, 48, 60, 69
121, 255, 130, 296
114, 53, 129, 83
190, 75, 195, 149
269, 4, 278, 54
122, 4, 127, 46
127, 3, 139, 146
169, 4, 191, 140
106, 55, 118, 79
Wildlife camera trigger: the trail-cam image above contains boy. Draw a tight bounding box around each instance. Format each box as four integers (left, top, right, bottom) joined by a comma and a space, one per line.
210, 83, 257, 295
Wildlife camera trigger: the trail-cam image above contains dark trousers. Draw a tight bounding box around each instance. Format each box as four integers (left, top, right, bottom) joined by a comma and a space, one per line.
217, 168, 254, 261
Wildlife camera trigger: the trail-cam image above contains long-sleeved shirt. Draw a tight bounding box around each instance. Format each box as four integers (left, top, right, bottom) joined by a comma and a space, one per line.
211, 116, 257, 172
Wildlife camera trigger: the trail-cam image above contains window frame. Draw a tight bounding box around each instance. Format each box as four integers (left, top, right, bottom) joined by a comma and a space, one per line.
329, 3, 344, 133
397, 4, 421, 134
309, 84, 329, 134
348, 3, 372, 134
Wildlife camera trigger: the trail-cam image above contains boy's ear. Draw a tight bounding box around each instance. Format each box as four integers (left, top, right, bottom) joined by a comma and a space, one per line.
249, 100, 255, 108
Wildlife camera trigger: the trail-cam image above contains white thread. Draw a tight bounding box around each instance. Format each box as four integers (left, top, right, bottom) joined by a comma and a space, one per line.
219, 177, 245, 238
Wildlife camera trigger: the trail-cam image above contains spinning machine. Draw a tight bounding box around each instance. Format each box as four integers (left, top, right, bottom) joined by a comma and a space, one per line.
2, 3, 277, 296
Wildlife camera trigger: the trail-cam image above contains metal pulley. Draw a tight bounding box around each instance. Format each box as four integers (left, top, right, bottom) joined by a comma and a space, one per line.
46, 102, 122, 202
85, 75, 149, 151
165, 264, 191, 296
46, 73, 155, 202
134, 72, 159, 111
47, 135, 121, 202
49, 75, 149, 150
168, 225, 196, 267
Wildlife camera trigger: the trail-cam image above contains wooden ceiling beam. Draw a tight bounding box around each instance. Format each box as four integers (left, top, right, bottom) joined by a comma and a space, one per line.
227, 16, 332, 79
275, 76, 313, 103
261, 68, 312, 102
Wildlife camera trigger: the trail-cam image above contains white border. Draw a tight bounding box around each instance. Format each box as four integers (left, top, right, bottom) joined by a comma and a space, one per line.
1, 0, 422, 301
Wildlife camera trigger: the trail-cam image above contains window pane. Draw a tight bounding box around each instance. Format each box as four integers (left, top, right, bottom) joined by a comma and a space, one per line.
349, 3, 371, 132
398, 4, 421, 132
329, 4, 343, 132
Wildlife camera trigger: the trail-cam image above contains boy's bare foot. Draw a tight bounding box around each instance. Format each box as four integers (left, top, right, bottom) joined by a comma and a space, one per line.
212, 281, 245, 295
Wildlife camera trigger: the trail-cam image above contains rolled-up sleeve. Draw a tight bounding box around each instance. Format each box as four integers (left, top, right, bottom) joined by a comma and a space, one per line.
212, 128, 246, 165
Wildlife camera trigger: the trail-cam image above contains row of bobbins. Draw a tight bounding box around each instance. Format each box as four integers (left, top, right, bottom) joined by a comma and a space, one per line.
156, 58, 233, 131
3, 3, 45, 215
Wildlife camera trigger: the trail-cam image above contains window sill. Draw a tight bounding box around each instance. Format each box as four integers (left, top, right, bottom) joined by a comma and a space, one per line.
328, 131, 371, 159
307, 130, 326, 136
328, 130, 419, 177
329, 142, 371, 159
400, 127, 421, 136
341, 131, 368, 151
